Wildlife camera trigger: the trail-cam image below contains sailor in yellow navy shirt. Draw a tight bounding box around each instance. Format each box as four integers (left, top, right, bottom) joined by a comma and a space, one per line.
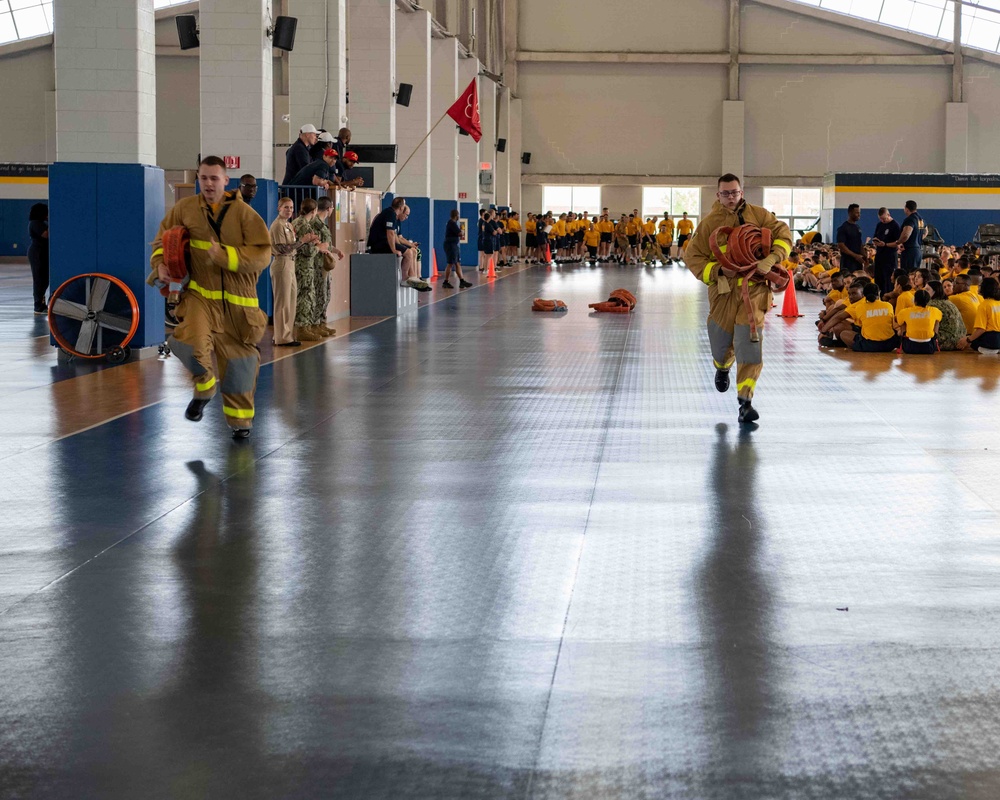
584, 220, 602, 263
597, 214, 614, 261
893, 278, 916, 314
838, 282, 899, 352
896, 289, 942, 354
657, 215, 675, 262
676, 212, 695, 253
948, 274, 981, 334
525, 214, 537, 263
962, 276, 1000, 352
506, 212, 522, 263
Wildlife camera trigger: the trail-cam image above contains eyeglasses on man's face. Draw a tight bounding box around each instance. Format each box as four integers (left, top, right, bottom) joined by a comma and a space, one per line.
718, 190, 743, 199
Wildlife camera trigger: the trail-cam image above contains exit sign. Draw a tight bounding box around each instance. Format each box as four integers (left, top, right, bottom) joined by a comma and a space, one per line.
480, 162, 492, 170
224, 155, 241, 169
458, 192, 467, 199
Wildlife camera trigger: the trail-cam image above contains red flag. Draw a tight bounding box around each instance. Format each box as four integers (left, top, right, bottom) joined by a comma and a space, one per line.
446, 79, 482, 143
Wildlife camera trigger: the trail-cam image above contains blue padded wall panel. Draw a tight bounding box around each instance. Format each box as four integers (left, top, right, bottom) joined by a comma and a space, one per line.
460, 202, 478, 265
400, 197, 433, 279
0, 200, 37, 256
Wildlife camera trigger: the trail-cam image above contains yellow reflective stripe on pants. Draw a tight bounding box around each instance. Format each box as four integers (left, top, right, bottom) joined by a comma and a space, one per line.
223, 406, 255, 419
224, 292, 259, 307
774, 239, 792, 256
187, 280, 259, 307
737, 378, 757, 393
702, 262, 717, 284
224, 245, 239, 271
196, 376, 216, 393
188, 280, 223, 301
713, 359, 733, 370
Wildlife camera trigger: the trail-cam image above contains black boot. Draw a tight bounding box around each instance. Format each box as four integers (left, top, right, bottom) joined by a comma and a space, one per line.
185, 397, 211, 422
714, 368, 730, 393
738, 398, 759, 424
231, 428, 251, 440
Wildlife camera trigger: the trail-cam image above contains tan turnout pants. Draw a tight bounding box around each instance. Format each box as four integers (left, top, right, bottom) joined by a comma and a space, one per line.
706, 278, 772, 401
168, 293, 267, 429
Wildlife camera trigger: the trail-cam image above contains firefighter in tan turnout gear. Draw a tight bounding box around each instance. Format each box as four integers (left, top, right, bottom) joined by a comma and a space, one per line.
684, 174, 793, 425
151, 156, 272, 439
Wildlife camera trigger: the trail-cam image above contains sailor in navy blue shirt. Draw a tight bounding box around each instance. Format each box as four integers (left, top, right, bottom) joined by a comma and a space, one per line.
836, 203, 866, 274
899, 201, 923, 271
871, 207, 901, 295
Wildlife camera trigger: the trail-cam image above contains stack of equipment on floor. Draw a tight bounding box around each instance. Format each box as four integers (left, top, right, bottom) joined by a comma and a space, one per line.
589, 288, 637, 313
532, 298, 568, 312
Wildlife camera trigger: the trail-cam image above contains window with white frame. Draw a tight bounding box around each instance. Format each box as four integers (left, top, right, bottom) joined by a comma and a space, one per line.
541, 186, 602, 217
763, 187, 822, 237
641, 187, 701, 226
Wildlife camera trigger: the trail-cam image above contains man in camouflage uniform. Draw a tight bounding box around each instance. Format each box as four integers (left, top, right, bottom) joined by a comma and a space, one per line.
293, 198, 328, 341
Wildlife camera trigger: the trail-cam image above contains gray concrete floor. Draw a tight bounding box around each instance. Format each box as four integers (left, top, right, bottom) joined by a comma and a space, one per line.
1, 262, 999, 799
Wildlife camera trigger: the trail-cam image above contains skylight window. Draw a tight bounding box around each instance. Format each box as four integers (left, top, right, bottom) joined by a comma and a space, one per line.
789, 0, 1000, 54
0, 0, 189, 44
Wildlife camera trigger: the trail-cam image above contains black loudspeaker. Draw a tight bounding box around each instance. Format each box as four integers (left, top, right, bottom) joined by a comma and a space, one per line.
396, 83, 413, 107
496, 138, 507, 152
458, 127, 470, 136
271, 16, 297, 51
521, 152, 531, 165
349, 144, 398, 163
176, 15, 199, 50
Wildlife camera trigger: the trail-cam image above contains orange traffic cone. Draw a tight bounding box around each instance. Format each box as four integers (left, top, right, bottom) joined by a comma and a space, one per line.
777, 277, 803, 318
546, 244, 552, 264
487, 257, 496, 279
430, 250, 439, 280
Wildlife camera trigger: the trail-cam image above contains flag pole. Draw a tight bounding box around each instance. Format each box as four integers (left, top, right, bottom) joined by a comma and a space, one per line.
383, 109, 451, 196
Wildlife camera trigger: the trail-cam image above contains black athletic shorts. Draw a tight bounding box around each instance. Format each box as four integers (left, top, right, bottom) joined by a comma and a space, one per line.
901, 337, 938, 354
600, 232, 612, 243
627, 235, 638, 247
508, 232, 520, 247
444, 241, 461, 264
971, 330, 1000, 351
853, 334, 899, 352
678, 234, 690, 248
575, 231, 585, 243
587, 245, 598, 257
526, 233, 536, 247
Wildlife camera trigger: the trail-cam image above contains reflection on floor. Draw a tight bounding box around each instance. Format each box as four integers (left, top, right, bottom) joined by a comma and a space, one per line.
2, 260, 1000, 799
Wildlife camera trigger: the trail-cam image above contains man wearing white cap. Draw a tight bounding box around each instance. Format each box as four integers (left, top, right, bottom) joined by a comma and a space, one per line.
310, 130, 335, 160
282, 124, 318, 185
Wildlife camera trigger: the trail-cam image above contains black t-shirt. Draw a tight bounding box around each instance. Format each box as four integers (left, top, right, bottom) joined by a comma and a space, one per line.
836, 220, 864, 269
333, 139, 347, 159
282, 139, 312, 185
288, 159, 333, 187
445, 219, 462, 242
873, 219, 901, 266
902, 212, 923, 251
368, 207, 399, 253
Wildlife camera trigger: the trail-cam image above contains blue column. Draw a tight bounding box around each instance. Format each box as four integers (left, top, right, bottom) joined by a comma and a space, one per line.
239, 178, 279, 317
49, 162, 165, 350
399, 197, 434, 279
460, 201, 479, 265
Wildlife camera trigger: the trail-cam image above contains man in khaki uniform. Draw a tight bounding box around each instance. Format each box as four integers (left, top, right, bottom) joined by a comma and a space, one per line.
684, 174, 793, 424
151, 156, 272, 438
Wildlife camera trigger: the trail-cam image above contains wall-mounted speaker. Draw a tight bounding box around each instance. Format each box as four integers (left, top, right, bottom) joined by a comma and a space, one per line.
271, 16, 297, 51
176, 15, 199, 50
496, 138, 507, 153
458, 127, 470, 136
395, 83, 413, 107
521, 152, 531, 165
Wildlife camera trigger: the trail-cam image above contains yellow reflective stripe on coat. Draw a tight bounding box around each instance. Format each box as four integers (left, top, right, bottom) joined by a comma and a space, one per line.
223, 406, 255, 419
187, 280, 259, 307
190, 239, 212, 250
774, 239, 792, 255
224, 245, 238, 271
196, 376, 216, 392
737, 378, 757, 392
152, 247, 163, 257
702, 262, 717, 284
